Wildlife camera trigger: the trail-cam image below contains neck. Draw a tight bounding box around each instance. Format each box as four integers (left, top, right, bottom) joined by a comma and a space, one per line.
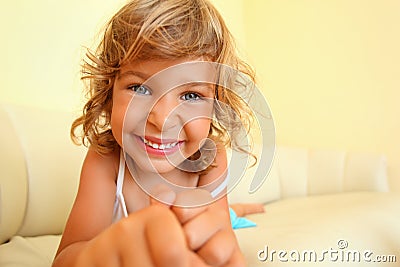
129, 161, 199, 196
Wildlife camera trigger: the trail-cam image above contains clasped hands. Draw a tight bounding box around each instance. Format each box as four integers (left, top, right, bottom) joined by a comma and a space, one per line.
75, 189, 243, 267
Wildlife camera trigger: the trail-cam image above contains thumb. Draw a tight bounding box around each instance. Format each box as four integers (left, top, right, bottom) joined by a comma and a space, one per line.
172, 189, 213, 224
149, 184, 177, 207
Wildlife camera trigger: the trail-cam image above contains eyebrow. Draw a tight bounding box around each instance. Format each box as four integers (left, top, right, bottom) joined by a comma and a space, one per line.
117, 70, 150, 80
185, 82, 215, 94
186, 82, 214, 89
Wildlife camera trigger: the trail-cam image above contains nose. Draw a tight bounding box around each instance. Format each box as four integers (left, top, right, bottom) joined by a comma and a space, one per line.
147, 94, 179, 131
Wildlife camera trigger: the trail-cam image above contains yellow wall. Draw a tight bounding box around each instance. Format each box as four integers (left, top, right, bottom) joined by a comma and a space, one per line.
242, 0, 400, 191
0, 0, 126, 112
211, 0, 248, 54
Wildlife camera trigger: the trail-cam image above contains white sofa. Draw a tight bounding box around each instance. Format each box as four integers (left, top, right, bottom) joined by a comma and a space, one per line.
1, 103, 399, 267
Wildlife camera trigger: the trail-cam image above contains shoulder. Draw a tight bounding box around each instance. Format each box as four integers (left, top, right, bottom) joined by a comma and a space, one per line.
75, 147, 121, 206
78, 147, 121, 206
81, 147, 120, 182
55, 147, 121, 253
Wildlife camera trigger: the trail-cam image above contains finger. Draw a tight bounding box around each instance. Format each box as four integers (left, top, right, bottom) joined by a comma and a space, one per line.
196, 230, 235, 266
172, 205, 207, 225
172, 189, 213, 224
174, 188, 214, 207
76, 243, 120, 267
183, 208, 225, 251
145, 205, 190, 267
115, 212, 155, 267
188, 251, 211, 267
78, 213, 154, 267
223, 248, 246, 267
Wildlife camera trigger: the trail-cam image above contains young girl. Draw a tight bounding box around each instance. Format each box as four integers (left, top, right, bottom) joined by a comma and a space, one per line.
53, 0, 262, 266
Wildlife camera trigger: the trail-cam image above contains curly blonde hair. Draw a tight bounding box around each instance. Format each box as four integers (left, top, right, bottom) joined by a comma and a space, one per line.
71, 0, 256, 156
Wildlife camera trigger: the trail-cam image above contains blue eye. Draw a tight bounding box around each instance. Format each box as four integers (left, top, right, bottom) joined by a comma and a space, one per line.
182, 92, 201, 101
129, 84, 151, 95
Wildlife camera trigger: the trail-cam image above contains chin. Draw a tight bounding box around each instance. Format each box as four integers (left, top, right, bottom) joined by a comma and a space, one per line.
145, 161, 177, 174
129, 155, 178, 174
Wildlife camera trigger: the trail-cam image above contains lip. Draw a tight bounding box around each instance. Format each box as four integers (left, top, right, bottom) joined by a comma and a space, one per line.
136, 135, 182, 156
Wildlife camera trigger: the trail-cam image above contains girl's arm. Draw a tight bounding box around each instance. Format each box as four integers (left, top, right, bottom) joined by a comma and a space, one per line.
53, 148, 119, 266
53, 148, 207, 267
230, 203, 265, 217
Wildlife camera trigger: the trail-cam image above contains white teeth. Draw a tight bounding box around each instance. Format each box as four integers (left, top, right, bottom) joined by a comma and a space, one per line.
142, 137, 178, 150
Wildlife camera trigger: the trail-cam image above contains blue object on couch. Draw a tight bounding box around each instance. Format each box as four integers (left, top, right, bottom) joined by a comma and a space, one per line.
229, 207, 257, 229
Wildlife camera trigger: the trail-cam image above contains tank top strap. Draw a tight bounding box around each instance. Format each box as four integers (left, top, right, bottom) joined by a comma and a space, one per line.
210, 170, 229, 198
116, 150, 126, 195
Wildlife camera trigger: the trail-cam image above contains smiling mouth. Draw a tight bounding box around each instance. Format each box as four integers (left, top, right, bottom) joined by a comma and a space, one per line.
140, 137, 180, 150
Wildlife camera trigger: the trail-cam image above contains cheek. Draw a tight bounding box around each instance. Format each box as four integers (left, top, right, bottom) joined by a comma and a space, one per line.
111, 108, 124, 147
111, 88, 136, 146
184, 119, 211, 142
111, 99, 131, 147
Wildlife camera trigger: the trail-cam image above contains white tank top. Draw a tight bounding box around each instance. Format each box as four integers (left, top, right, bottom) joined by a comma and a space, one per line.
112, 151, 228, 223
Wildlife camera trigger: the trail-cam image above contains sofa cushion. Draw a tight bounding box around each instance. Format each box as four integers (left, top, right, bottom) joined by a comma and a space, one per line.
344, 152, 388, 192
227, 145, 390, 204
0, 235, 60, 267
1, 104, 86, 238
307, 149, 346, 195
0, 106, 28, 244
228, 159, 281, 204
275, 146, 308, 199
235, 192, 400, 266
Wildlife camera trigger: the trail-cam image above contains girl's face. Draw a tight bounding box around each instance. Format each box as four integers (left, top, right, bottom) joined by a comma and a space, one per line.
111, 58, 216, 174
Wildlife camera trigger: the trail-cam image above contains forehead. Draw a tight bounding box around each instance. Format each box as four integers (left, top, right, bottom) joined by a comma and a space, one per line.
118, 58, 189, 78
118, 58, 219, 90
